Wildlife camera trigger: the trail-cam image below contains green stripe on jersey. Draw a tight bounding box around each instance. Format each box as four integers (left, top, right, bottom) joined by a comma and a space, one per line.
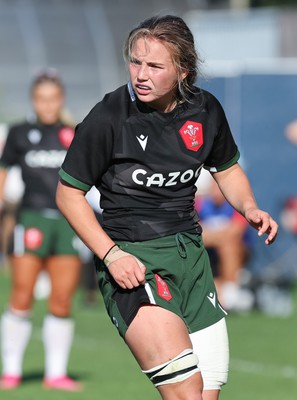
207, 149, 240, 173
0, 162, 10, 169
59, 168, 91, 191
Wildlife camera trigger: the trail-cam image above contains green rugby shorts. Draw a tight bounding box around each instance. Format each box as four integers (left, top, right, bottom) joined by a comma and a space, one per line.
12, 209, 80, 258
95, 232, 227, 338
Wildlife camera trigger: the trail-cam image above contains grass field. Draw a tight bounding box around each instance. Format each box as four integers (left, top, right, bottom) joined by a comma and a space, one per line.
0, 268, 296, 400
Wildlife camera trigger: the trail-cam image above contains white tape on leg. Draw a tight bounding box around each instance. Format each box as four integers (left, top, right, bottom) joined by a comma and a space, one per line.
142, 349, 199, 387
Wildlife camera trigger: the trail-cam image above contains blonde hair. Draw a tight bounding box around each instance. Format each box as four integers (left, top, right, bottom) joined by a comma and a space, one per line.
124, 15, 200, 103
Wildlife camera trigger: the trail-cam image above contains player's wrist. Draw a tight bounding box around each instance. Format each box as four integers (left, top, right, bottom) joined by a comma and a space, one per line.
103, 245, 132, 268
102, 244, 118, 261
103, 244, 122, 267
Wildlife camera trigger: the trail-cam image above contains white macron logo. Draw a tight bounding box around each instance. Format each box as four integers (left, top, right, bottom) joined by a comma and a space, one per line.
136, 134, 148, 151
28, 129, 42, 144
207, 292, 216, 308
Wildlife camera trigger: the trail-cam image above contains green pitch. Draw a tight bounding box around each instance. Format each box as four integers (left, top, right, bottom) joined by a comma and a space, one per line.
0, 267, 296, 400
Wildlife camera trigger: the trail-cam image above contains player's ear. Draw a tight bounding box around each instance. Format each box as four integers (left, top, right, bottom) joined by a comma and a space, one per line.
180, 70, 189, 81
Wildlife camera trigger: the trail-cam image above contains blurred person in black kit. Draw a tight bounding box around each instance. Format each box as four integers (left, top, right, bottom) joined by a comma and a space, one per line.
56, 15, 278, 400
0, 71, 83, 391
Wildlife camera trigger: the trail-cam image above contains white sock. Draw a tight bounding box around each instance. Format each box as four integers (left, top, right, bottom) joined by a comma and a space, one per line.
42, 314, 74, 379
0, 310, 32, 376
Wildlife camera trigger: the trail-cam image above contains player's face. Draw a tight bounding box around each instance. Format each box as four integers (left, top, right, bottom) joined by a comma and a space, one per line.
32, 82, 64, 125
129, 37, 187, 113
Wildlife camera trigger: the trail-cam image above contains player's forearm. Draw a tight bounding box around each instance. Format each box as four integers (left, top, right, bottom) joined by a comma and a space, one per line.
212, 163, 258, 218
56, 181, 115, 259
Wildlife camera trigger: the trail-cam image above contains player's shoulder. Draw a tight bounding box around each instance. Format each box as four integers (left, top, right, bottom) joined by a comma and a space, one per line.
191, 86, 224, 112
86, 85, 129, 119
75, 85, 129, 138
102, 84, 129, 105
7, 119, 34, 136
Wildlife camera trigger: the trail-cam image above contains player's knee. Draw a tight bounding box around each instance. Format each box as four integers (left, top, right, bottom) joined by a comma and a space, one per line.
49, 293, 72, 316
142, 349, 199, 387
11, 288, 33, 310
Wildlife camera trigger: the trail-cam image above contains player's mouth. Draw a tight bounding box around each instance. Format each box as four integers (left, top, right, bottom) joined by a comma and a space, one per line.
135, 84, 151, 95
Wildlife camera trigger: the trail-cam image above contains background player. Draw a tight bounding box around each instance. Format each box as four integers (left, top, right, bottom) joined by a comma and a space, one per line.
56, 15, 278, 400
0, 71, 82, 391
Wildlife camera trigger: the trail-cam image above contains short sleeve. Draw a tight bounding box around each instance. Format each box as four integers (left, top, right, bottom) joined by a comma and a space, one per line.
0, 127, 19, 168
203, 95, 240, 172
59, 102, 114, 191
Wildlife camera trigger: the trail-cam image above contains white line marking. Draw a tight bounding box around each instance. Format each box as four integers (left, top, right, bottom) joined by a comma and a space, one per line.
231, 358, 297, 379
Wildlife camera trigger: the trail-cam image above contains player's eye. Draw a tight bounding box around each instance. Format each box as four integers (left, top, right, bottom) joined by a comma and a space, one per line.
149, 64, 163, 69
130, 58, 141, 65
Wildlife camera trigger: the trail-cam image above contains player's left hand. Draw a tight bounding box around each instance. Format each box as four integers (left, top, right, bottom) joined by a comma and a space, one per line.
245, 208, 278, 245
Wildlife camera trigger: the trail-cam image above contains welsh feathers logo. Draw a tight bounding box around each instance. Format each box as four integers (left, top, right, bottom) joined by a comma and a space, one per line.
179, 121, 203, 152
155, 274, 172, 301
24, 228, 43, 251
58, 127, 75, 149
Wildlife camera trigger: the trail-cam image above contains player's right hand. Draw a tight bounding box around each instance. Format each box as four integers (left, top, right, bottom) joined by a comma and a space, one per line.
104, 246, 146, 289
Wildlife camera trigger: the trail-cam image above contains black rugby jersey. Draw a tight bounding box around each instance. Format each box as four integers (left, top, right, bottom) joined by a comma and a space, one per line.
0, 120, 74, 210
60, 84, 239, 241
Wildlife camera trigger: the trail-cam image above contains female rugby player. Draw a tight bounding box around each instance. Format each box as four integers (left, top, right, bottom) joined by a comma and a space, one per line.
56, 16, 278, 400
0, 71, 82, 391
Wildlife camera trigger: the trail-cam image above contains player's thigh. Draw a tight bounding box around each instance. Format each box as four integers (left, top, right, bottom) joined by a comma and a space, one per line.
125, 304, 193, 370
10, 254, 43, 309
46, 255, 81, 315
125, 305, 204, 400
46, 255, 81, 295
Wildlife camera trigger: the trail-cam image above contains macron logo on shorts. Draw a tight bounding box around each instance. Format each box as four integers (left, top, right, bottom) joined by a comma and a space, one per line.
207, 292, 217, 308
